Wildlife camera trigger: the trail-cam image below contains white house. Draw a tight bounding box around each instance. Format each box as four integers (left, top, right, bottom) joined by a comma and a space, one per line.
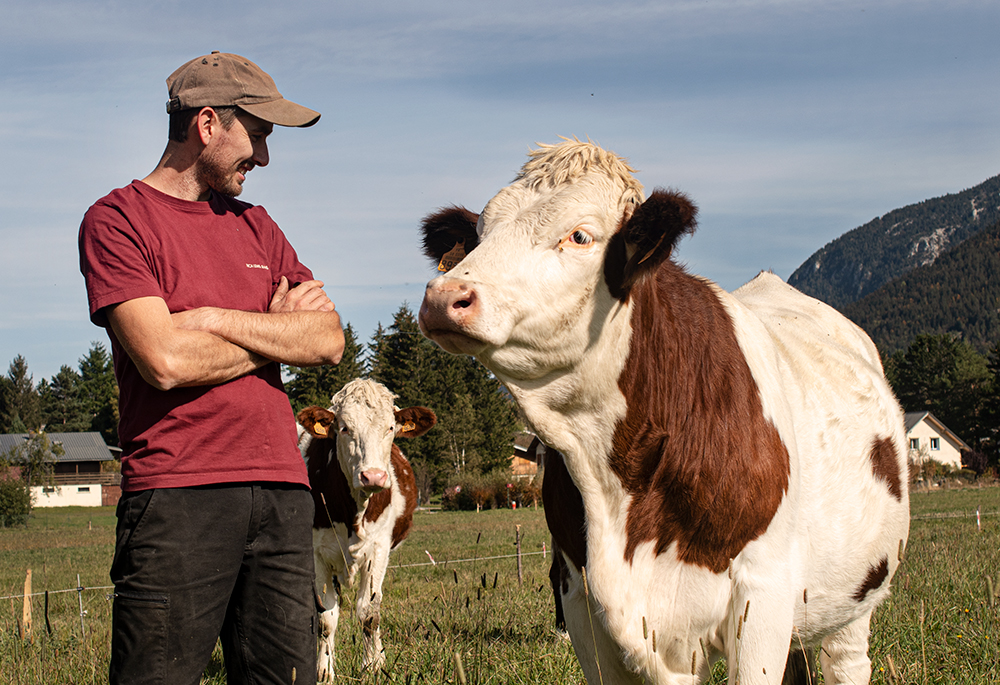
903, 411, 970, 470
1, 432, 121, 507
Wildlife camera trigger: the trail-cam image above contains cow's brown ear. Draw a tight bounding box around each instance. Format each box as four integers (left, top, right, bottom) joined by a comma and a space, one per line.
420, 206, 480, 272
395, 407, 437, 438
605, 189, 698, 301
297, 406, 337, 438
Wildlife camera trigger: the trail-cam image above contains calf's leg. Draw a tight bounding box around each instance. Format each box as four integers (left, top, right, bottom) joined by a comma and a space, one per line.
315, 560, 341, 684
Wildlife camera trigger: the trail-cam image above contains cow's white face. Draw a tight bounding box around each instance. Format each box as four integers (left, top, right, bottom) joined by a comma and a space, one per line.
332, 395, 398, 493
420, 171, 635, 382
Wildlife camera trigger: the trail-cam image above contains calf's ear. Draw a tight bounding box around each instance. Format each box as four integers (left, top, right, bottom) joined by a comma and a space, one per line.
395, 407, 437, 438
297, 406, 337, 438
420, 206, 480, 273
604, 189, 698, 301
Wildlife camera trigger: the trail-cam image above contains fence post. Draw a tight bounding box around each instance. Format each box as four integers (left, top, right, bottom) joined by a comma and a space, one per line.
22, 568, 32, 639
515, 525, 523, 586
77, 574, 86, 638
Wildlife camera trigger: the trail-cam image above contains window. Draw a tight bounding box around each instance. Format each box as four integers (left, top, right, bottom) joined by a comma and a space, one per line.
77, 487, 90, 493
930, 438, 940, 451
909, 438, 919, 450
42, 486, 55, 493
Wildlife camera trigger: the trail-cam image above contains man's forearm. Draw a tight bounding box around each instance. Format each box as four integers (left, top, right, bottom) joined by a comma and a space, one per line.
175, 307, 345, 367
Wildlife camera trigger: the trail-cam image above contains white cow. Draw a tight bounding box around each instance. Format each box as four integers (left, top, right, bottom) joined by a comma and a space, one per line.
418, 140, 909, 684
297, 379, 435, 682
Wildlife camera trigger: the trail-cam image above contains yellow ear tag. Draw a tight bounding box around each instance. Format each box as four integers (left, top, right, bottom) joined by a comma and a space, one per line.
314, 424, 328, 437
401, 421, 416, 433
437, 240, 466, 272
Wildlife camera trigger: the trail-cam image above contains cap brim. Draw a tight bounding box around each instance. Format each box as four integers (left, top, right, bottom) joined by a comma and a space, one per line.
238, 99, 320, 128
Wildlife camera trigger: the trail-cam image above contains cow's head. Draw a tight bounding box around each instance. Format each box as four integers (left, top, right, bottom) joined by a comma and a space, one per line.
418, 139, 697, 381
297, 379, 436, 494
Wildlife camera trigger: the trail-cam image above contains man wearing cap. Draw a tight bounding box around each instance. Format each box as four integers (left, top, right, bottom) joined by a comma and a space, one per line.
79, 52, 341, 684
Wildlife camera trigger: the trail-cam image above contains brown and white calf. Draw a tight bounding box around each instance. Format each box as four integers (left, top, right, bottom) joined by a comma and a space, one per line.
418, 140, 909, 684
297, 379, 435, 682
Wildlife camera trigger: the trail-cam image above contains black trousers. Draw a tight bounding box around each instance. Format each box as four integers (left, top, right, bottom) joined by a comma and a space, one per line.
109, 484, 317, 685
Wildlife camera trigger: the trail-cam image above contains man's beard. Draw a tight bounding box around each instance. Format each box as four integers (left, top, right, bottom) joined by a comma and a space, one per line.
196, 152, 245, 198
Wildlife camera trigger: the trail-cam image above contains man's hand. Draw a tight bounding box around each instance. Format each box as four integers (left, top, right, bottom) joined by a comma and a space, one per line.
269, 277, 335, 313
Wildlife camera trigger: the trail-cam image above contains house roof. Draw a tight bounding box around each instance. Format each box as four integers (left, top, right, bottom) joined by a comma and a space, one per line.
0, 432, 118, 463
902, 412, 971, 452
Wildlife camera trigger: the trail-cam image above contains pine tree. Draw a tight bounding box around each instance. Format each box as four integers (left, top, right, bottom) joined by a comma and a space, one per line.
891, 333, 990, 451
1, 356, 42, 432
40, 365, 91, 432
78, 342, 119, 445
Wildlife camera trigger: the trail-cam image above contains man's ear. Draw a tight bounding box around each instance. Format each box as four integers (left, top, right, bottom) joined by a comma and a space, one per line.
420, 206, 480, 273
394, 407, 437, 438
297, 406, 337, 438
604, 188, 698, 301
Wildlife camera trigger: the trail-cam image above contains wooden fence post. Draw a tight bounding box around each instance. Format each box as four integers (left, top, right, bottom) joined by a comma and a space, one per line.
22, 568, 32, 640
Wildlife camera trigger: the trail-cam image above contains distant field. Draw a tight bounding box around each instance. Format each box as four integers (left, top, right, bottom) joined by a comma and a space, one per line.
2, 486, 999, 683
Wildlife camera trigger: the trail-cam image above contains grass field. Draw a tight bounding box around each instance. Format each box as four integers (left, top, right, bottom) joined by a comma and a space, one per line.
2, 486, 999, 683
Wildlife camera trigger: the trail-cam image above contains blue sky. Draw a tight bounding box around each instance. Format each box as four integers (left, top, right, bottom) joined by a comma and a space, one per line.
3, 0, 999, 382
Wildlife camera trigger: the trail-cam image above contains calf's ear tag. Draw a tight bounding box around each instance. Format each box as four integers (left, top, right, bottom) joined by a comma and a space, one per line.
437, 240, 466, 272
314, 423, 328, 437
401, 421, 416, 433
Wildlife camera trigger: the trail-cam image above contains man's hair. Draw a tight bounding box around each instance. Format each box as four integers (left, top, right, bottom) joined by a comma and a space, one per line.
168, 106, 239, 143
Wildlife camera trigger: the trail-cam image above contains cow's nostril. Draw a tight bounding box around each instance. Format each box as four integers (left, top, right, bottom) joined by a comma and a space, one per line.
453, 299, 472, 309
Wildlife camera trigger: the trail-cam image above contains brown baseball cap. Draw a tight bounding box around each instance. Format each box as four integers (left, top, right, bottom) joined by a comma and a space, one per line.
165, 51, 320, 127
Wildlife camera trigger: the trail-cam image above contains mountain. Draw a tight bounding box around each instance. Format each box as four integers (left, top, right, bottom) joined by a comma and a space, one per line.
788, 174, 1000, 308
839, 221, 1000, 355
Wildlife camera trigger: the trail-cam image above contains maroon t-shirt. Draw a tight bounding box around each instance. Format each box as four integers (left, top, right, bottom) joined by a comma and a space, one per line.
78, 181, 311, 491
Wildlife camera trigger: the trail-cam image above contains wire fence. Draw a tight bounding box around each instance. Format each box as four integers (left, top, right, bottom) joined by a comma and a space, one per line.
3, 509, 997, 603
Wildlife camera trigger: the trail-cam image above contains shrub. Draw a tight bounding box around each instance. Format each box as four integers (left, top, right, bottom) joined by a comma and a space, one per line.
0, 476, 30, 527
441, 469, 541, 511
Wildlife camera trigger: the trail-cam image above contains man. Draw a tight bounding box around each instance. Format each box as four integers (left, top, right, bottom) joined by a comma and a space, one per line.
78, 52, 344, 684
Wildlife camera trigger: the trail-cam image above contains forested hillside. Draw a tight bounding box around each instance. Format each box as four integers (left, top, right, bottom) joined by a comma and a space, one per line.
840, 222, 1000, 355
788, 174, 1000, 308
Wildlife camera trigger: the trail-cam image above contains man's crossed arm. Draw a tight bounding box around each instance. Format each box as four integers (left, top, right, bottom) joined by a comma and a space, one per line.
107, 277, 345, 391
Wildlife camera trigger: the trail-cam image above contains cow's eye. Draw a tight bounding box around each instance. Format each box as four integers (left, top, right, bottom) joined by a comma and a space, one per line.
339, 425, 349, 434
559, 228, 594, 250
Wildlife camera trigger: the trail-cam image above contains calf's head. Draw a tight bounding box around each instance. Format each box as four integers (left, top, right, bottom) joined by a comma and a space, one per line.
419, 139, 697, 381
297, 378, 436, 493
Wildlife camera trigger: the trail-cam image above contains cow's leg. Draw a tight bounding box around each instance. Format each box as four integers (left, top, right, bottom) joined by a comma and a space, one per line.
315, 555, 341, 684
560, 566, 646, 685
354, 547, 390, 671
818, 609, 873, 685
727, 583, 797, 685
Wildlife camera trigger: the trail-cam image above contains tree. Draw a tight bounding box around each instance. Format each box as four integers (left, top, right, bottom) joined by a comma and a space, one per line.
40, 365, 91, 432
78, 342, 119, 446
1, 431, 63, 518
0, 355, 42, 432
286, 323, 366, 413
888, 333, 991, 452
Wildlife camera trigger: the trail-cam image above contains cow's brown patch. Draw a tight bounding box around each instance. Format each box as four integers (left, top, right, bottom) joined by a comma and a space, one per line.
852, 556, 889, 602
306, 437, 358, 530
610, 264, 790, 573
541, 447, 587, 571
869, 436, 903, 501
361, 444, 418, 548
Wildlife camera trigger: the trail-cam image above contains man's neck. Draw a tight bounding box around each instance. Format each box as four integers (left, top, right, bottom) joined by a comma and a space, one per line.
142, 143, 210, 201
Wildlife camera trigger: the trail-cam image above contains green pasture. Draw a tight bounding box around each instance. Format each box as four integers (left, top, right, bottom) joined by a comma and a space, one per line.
2, 487, 999, 683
